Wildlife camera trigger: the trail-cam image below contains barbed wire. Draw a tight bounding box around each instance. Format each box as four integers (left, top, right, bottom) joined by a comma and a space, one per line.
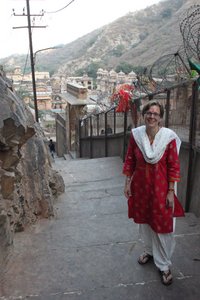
180, 4, 200, 62
137, 5, 200, 93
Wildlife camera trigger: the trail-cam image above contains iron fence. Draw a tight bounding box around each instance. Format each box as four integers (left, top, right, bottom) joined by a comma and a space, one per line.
79, 79, 199, 212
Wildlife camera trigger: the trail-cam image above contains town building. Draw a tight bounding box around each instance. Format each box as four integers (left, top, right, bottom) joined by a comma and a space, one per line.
96, 68, 137, 93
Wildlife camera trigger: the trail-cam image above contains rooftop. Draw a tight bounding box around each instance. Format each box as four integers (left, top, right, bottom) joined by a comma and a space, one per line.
60, 92, 94, 106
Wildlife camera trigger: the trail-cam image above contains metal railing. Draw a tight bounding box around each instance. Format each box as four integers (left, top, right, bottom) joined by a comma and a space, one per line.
79, 107, 133, 159
78, 79, 199, 213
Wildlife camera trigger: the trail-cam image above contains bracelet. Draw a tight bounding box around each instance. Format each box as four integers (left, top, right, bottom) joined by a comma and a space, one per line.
126, 177, 131, 181
168, 188, 174, 191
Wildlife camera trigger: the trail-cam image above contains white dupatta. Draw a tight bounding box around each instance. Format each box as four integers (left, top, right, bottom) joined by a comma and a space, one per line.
132, 125, 181, 164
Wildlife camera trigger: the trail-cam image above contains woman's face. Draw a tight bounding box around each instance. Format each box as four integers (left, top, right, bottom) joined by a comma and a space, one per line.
144, 105, 161, 129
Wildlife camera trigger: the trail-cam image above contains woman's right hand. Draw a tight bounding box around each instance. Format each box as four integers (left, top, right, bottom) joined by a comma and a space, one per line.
124, 181, 132, 199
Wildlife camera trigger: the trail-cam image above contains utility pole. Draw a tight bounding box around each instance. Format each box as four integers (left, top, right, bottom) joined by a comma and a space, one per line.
13, 0, 46, 122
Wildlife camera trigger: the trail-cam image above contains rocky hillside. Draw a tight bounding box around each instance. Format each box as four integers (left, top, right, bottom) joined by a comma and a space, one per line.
0, 0, 198, 76
0, 68, 65, 261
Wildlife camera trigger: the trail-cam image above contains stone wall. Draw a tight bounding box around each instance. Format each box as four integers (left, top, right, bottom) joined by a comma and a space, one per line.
0, 69, 65, 258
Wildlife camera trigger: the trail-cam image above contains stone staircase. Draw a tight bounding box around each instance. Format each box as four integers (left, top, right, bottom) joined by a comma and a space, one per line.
0, 156, 200, 300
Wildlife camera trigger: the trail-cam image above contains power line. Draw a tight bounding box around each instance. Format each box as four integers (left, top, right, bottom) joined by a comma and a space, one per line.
45, 0, 75, 14
12, 0, 76, 122
20, 49, 30, 85
12, 0, 46, 122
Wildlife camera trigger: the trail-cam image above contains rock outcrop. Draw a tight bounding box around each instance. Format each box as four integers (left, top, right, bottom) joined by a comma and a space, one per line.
0, 67, 65, 259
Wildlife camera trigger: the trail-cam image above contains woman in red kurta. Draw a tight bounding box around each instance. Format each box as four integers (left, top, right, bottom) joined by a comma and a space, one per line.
123, 100, 184, 286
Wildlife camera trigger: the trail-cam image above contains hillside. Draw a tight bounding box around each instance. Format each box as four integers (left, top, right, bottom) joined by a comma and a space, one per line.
0, 0, 198, 77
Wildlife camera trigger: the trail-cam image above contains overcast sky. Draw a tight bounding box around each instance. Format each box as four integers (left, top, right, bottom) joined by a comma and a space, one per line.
0, 0, 162, 58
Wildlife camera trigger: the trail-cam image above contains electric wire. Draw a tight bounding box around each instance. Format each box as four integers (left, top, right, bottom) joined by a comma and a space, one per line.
19, 19, 35, 93
18, 48, 30, 94
45, 0, 75, 14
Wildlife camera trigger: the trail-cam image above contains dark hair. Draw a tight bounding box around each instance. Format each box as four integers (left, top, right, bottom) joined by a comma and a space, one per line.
142, 100, 164, 118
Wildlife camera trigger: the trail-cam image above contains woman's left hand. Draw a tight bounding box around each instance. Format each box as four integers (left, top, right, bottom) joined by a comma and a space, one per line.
166, 190, 174, 211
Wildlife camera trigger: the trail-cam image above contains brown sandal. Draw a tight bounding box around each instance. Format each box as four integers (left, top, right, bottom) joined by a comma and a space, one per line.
159, 269, 173, 286
138, 253, 153, 265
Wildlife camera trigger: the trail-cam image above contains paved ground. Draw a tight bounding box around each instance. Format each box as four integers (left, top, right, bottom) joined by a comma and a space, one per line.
0, 156, 200, 300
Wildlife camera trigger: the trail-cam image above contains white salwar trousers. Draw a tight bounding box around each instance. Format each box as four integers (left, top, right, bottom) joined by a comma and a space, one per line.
139, 219, 176, 271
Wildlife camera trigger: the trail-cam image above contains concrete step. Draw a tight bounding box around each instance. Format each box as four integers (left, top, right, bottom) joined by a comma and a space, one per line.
0, 156, 200, 300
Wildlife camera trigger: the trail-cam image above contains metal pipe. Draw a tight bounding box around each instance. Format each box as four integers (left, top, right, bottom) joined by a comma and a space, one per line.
105, 112, 108, 157
79, 120, 82, 158
185, 80, 198, 212
114, 107, 116, 134
123, 111, 127, 162
165, 90, 170, 128
90, 116, 93, 158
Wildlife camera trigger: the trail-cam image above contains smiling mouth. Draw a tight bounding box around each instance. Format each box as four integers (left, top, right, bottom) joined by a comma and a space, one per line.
147, 118, 156, 122
147, 119, 157, 125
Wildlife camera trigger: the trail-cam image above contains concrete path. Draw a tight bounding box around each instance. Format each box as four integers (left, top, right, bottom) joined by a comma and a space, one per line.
0, 156, 200, 300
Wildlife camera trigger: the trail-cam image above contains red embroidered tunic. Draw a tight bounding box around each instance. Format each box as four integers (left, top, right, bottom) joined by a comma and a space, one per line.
123, 134, 184, 233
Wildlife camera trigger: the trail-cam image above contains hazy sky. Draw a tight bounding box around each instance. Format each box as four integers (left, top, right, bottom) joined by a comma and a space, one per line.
0, 0, 162, 58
